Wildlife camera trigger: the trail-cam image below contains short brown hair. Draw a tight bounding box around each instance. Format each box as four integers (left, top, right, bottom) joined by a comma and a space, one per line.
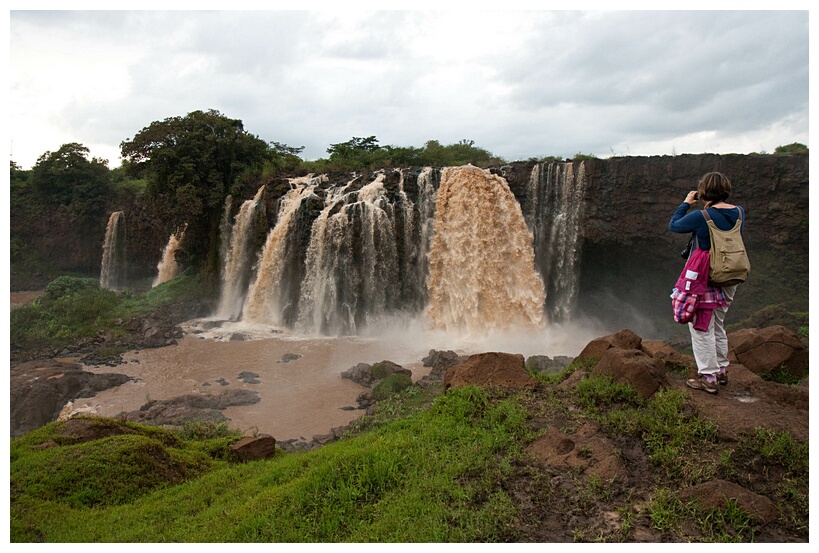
697, 172, 732, 203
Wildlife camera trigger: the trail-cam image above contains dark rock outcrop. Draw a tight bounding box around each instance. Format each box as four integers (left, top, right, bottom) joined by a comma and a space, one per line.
416, 349, 465, 388
10, 360, 132, 438
341, 360, 412, 388
576, 328, 644, 360
117, 389, 260, 426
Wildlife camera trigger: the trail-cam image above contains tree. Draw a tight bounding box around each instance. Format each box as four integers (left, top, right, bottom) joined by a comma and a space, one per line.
269, 141, 305, 172
325, 136, 384, 170
120, 109, 271, 273
29, 142, 112, 220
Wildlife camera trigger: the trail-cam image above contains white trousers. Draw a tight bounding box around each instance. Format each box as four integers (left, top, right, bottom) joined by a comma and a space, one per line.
688, 285, 737, 376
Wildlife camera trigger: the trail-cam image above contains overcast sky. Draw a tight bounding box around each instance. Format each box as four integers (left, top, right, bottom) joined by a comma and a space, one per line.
8, 5, 811, 170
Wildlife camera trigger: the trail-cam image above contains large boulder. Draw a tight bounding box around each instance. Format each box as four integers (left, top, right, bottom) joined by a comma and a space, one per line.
230, 434, 277, 462
576, 328, 643, 360
728, 326, 808, 380
591, 348, 669, 399
443, 352, 538, 391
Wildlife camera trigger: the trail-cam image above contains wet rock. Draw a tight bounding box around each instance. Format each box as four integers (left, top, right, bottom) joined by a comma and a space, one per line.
341, 360, 411, 388
279, 353, 302, 363
118, 389, 260, 426
229, 333, 246, 341
641, 340, 694, 371
419, 349, 465, 385
238, 372, 260, 384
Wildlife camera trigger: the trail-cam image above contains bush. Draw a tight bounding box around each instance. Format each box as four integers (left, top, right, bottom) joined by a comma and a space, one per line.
372, 374, 413, 401
42, 275, 100, 301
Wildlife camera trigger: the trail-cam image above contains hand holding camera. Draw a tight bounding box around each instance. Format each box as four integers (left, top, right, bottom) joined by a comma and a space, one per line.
685, 190, 699, 205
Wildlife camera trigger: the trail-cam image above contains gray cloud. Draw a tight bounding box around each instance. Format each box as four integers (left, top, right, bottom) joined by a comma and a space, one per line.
10, 10, 809, 169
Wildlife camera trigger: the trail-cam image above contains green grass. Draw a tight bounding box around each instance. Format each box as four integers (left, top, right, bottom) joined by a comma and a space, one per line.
10, 350, 809, 542
11, 386, 532, 542
10, 273, 206, 354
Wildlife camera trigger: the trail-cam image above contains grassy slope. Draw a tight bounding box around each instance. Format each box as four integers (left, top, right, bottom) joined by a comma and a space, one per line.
12, 387, 528, 542
10, 369, 809, 543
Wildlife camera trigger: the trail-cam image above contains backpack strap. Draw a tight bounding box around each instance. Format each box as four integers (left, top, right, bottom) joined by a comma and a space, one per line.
702, 206, 743, 225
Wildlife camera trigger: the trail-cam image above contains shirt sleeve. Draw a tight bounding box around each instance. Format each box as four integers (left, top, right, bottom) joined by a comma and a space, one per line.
669, 202, 700, 233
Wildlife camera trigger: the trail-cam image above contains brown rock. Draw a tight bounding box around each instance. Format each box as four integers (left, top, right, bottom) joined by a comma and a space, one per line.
591, 348, 668, 399
577, 328, 643, 361
444, 352, 538, 391
679, 479, 779, 524
230, 434, 277, 461
641, 340, 695, 370
728, 326, 808, 379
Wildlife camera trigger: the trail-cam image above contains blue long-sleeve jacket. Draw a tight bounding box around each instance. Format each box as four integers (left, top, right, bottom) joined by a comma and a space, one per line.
669, 203, 745, 251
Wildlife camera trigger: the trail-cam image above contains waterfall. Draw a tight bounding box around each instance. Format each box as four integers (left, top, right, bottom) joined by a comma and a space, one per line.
398, 167, 438, 311
152, 225, 186, 287
296, 173, 401, 335
216, 185, 266, 320
202, 162, 585, 336
218, 194, 233, 283
425, 165, 545, 333
242, 177, 323, 326
523, 161, 586, 321
100, 211, 126, 290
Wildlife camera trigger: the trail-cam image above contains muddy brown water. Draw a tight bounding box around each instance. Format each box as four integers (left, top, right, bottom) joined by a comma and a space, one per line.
11, 291, 601, 442
79, 319, 444, 441
78, 318, 599, 441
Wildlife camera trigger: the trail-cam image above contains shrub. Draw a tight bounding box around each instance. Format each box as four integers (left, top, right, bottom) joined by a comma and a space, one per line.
372, 374, 413, 401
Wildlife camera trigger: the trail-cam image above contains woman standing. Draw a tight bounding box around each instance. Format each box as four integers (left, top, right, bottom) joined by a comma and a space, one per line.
669, 172, 746, 394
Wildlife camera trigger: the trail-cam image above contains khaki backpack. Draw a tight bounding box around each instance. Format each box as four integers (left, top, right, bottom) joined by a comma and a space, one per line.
702, 207, 750, 286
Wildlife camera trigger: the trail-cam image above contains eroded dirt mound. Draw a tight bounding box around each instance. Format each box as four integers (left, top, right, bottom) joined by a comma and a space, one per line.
444, 352, 538, 390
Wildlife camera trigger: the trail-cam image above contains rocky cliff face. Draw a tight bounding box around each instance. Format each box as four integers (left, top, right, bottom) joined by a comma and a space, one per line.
485, 153, 807, 337
13, 154, 808, 339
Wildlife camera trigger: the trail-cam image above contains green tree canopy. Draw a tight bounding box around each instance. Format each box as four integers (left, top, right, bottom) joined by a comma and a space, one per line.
315, 136, 504, 172
29, 142, 112, 221
120, 109, 272, 272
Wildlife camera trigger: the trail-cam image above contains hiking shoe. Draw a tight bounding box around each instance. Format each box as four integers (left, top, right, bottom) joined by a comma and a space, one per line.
717, 371, 728, 386
686, 376, 719, 394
